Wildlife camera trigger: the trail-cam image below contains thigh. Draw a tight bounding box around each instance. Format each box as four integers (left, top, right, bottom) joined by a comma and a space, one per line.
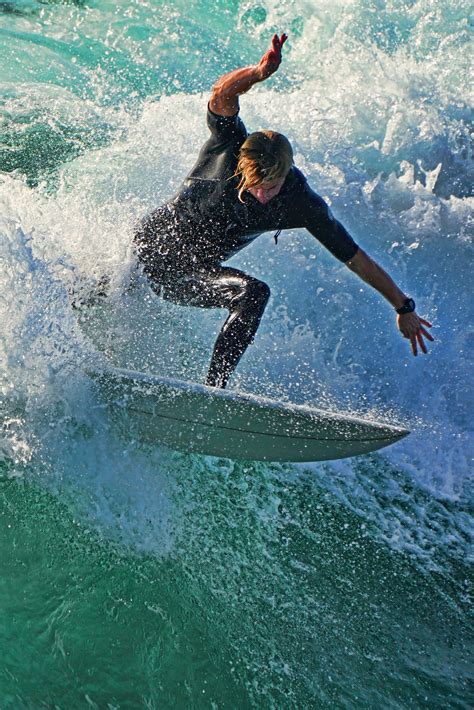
161, 265, 254, 310
134, 206, 187, 276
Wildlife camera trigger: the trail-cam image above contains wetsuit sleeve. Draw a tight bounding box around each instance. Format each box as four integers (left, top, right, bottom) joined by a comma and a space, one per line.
185, 105, 248, 181
206, 104, 247, 143
291, 177, 359, 262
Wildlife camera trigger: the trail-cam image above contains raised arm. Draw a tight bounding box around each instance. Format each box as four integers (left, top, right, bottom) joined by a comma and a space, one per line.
346, 248, 434, 356
210, 33, 287, 117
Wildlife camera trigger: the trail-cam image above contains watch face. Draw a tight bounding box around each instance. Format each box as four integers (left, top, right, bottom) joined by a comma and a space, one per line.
398, 298, 416, 314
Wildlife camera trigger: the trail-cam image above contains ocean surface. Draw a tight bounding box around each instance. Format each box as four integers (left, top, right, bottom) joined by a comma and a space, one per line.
1, 0, 473, 707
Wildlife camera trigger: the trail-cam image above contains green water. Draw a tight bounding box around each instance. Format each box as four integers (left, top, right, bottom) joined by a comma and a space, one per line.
1, 458, 472, 707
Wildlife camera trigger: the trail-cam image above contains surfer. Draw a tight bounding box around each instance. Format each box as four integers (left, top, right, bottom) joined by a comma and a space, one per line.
135, 33, 433, 388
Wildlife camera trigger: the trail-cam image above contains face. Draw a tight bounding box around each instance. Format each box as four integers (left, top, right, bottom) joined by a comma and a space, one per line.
247, 176, 286, 205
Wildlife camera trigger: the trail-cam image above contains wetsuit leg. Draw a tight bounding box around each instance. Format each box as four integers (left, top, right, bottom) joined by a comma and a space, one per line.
161, 267, 270, 389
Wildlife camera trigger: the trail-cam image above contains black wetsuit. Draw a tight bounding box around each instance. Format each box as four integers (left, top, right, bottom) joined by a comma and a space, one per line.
135, 106, 359, 388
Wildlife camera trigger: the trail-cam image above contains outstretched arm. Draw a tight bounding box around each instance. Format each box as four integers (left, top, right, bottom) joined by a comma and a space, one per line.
346, 248, 434, 356
210, 33, 287, 117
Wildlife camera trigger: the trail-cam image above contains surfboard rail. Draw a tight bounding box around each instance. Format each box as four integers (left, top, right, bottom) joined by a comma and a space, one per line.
89, 366, 409, 462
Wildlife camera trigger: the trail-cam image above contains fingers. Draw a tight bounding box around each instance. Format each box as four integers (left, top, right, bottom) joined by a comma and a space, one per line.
416, 331, 427, 354
408, 325, 433, 356
264, 33, 287, 73
398, 312, 434, 355
420, 326, 434, 342
271, 33, 288, 51
408, 328, 432, 356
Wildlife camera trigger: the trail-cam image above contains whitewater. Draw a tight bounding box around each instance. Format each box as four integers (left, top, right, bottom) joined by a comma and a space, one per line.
0, 1, 472, 706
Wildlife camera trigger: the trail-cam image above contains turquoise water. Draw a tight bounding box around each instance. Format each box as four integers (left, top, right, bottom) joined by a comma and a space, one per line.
1, 0, 473, 707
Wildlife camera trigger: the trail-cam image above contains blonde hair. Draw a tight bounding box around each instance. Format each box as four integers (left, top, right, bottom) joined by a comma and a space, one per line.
234, 130, 293, 202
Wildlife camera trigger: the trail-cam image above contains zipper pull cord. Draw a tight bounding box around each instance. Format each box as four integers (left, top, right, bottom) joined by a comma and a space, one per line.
273, 229, 282, 245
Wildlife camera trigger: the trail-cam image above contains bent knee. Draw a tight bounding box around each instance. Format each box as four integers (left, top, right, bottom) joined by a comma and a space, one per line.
245, 278, 271, 308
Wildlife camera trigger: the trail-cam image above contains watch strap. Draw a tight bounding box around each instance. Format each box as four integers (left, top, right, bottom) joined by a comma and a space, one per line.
396, 298, 416, 315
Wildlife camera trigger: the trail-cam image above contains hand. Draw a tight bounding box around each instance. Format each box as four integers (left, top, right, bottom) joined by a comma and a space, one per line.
397, 312, 434, 356
256, 33, 288, 81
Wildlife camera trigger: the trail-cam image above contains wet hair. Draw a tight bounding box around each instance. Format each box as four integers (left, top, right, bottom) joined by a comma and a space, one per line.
234, 130, 293, 202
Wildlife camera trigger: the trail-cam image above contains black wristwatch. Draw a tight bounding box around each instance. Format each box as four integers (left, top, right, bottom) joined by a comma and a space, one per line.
396, 298, 416, 315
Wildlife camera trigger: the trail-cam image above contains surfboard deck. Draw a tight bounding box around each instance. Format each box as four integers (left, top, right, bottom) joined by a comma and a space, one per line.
89, 366, 409, 462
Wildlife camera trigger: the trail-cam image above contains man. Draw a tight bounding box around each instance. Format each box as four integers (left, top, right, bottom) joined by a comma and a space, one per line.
135, 33, 433, 389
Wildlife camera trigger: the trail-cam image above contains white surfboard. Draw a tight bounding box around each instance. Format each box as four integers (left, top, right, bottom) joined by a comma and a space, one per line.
90, 366, 409, 462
